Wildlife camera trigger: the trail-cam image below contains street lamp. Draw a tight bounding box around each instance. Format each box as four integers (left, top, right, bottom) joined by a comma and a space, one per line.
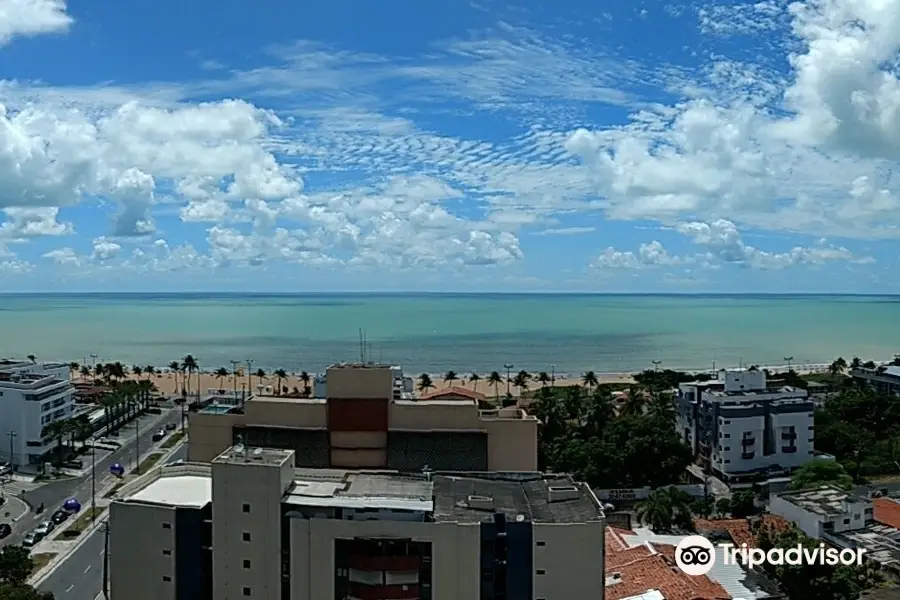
504, 364, 514, 397
652, 360, 662, 372
550, 364, 556, 384
784, 356, 794, 372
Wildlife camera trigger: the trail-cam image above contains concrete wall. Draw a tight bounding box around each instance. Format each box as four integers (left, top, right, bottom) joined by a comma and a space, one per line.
109, 501, 177, 600
769, 495, 823, 538
326, 365, 393, 399
534, 521, 606, 600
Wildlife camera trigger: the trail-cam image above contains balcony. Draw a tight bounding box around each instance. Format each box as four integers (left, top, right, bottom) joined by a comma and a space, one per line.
741, 452, 755, 460
349, 555, 422, 572
741, 437, 755, 446
781, 432, 797, 441
347, 582, 420, 600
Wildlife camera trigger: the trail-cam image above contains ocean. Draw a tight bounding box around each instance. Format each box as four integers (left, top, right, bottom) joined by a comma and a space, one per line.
0, 293, 896, 375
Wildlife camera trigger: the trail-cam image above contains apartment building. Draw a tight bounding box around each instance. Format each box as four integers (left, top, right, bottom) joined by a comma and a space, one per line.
851, 365, 900, 395
109, 445, 606, 600
675, 368, 815, 482
769, 485, 874, 539
0, 359, 75, 467
189, 363, 539, 472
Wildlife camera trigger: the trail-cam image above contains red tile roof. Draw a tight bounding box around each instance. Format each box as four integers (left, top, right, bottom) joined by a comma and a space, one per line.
874, 498, 900, 529
605, 527, 731, 600
419, 386, 486, 401
693, 515, 792, 548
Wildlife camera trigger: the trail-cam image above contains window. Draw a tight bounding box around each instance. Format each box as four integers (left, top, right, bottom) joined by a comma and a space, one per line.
242, 503, 250, 513
242, 532, 251, 542
162, 549, 171, 556
536, 569, 546, 575
243, 587, 251, 596
162, 522, 172, 529
163, 576, 172, 582
243, 559, 251, 569
536, 541, 546, 547
843, 518, 850, 525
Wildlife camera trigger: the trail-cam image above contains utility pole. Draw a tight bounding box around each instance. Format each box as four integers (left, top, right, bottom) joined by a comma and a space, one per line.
134, 414, 141, 475
102, 520, 110, 599
7, 431, 16, 473
90, 354, 98, 369
90, 443, 97, 520
504, 364, 514, 397
230, 360, 240, 401
550, 364, 556, 384
246, 359, 254, 396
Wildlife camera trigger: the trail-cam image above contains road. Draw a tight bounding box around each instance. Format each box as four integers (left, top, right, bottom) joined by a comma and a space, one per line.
38, 525, 105, 600
165, 444, 187, 465
10, 408, 184, 546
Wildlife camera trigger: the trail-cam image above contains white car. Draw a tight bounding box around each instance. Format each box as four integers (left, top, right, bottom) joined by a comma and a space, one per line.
34, 521, 54, 537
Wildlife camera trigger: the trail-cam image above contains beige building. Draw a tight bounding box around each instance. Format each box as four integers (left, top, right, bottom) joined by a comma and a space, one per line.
188, 363, 539, 472
109, 445, 606, 600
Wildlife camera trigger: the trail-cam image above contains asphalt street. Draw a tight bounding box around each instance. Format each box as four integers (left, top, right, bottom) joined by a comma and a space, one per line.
38, 524, 105, 600
8, 408, 184, 546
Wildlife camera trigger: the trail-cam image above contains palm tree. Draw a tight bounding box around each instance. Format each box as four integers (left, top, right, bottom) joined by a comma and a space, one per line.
584, 388, 616, 436
94, 363, 104, 379
537, 372, 551, 387
647, 391, 676, 423
513, 370, 531, 394
26, 354, 36, 363
79, 365, 90, 379
620, 388, 646, 417
850, 357, 862, 371
829, 357, 848, 380
182, 355, 199, 399
444, 371, 458, 388
469, 373, 481, 393
417, 373, 434, 393
168, 361, 181, 396
68, 362, 79, 380
132, 365, 143, 378
110, 361, 126, 381
487, 371, 503, 401
215, 367, 229, 390
254, 368, 266, 390
299, 371, 311, 397
41, 419, 72, 467
144, 365, 155, 379
636, 487, 692, 533
582, 371, 599, 391
273, 369, 288, 395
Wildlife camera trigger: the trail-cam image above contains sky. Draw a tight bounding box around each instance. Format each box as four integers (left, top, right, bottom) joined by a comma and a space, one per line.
1, 0, 899, 293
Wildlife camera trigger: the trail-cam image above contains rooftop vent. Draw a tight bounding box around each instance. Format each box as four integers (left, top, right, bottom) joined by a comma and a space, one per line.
548, 485, 580, 503
466, 495, 494, 511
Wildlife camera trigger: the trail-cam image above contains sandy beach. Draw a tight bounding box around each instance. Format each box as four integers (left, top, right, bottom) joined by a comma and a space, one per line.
75, 360, 845, 399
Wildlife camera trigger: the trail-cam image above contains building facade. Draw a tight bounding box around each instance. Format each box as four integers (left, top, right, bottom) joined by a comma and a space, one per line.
769, 485, 874, 539
0, 360, 75, 467
676, 368, 815, 481
109, 446, 606, 600
851, 366, 900, 395
188, 363, 539, 472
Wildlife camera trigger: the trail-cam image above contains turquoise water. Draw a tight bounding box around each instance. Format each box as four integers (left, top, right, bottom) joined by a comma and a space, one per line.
0, 293, 897, 374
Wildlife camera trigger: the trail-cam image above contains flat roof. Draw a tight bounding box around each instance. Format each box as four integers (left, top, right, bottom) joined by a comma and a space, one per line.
127, 475, 212, 508
432, 472, 603, 524
284, 472, 434, 512
776, 485, 868, 516
214, 445, 293, 466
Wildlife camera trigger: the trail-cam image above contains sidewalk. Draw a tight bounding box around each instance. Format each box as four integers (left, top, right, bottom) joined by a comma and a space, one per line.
28, 431, 188, 587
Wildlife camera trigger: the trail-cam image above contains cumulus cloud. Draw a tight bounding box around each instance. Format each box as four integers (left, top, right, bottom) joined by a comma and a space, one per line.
0, 0, 72, 46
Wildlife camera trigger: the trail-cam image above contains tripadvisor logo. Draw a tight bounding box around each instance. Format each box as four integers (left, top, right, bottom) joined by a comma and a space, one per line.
674, 535, 866, 576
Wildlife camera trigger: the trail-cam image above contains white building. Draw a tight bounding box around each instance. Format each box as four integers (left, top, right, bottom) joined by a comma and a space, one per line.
770, 485, 874, 539
676, 368, 815, 482
0, 359, 75, 468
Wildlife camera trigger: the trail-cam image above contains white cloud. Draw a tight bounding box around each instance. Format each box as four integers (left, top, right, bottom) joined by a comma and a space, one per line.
91, 238, 121, 262
0, 0, 72, 46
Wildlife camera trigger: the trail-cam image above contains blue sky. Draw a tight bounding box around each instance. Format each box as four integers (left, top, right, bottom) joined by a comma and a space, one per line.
0, 0, 898, 292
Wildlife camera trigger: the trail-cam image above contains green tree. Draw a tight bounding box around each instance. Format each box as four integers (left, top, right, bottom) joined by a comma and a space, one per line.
0, 585, 54, 600
791, 460, 853, 490
729, 490, 758, 518
273, 369, 288, 395
487, 371, 502, 401
636, 487, 692, 532
0, 545, 35, 585
714, 497, 731, 518
417, 373, 434, 393
443, 371, 457, 387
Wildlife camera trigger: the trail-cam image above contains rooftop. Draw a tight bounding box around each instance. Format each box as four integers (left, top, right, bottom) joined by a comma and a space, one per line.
284, 471, 434, 512
419, 386, 486, 401
830, 523, 900, 571
874, 497, 900, 529
431, 472, 603, 524
707, 386, 808, 399
125, 475, 212, 508
775, 485, 868, 516
213, 445, 293, 466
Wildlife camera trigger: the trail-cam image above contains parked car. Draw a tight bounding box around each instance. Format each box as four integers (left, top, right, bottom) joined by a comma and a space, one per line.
21, 532, 38, 548
34, 521, 54, 537
0, 523, 12, 538
62, 460, 83, 470
165, 423, 177, 431
152, 429, 166, 442
51, 510, 69, 525
0, 462, 11, 476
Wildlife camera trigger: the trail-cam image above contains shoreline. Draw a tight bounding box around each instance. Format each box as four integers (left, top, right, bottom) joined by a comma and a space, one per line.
67, 358, 876, 398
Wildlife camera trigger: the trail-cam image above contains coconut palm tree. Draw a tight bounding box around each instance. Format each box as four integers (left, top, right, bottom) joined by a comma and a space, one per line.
299, 371, 311, 397
215, 367, 229, 390
487, 371, 503, 401
513, 370, 531, 394
417, 373, 434, 393
584, 388, 616, 436
182, 355, 199, 399
469, 373, 481, 393
537, 372, 551, 387
254, 368, 266, 390
444, 371, 458, 388
620, 388, 646, 417
647, 391, 676, 423
582, 371, 599, 392
41, 419, 71, 468
79, 365, 91, 379
830, 357, 848, 380
68, 362, 79, 380
850, 357, 862, 371
26, 354, 36, 363
144, 365, 156, 380
273, 369, 288, 395
636, 487, 692, 533
132, 365, 143, 378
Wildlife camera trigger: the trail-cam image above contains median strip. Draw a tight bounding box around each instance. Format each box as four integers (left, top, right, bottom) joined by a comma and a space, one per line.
30, 552, 57, 575
160, 430, 185, 449
132, 452, 163, 474
61, 507, 104, 538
